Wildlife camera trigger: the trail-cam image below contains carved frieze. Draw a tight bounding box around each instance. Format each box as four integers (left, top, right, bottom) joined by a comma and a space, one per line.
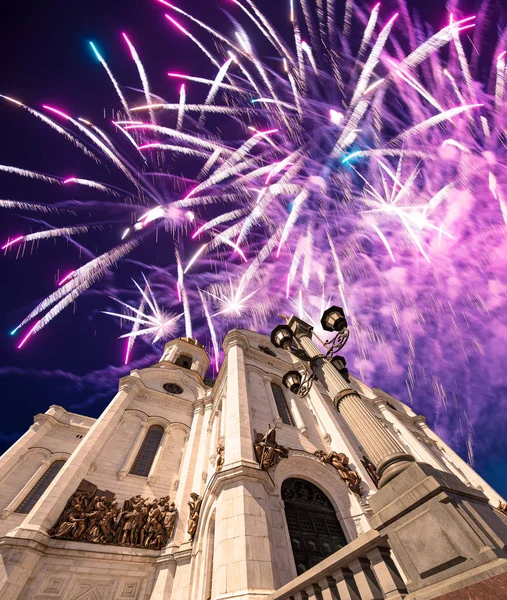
51, 480, 178, 550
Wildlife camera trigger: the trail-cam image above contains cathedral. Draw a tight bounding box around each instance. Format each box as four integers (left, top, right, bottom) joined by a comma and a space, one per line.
0, 321, 507, 600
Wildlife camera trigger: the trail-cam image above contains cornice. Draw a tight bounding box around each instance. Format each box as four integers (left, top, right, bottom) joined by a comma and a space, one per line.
222, 329, 250, 353
32, 413, 91, 434
245, 353, 302, 377
206, 462, 274, 497
142, 362, 211, 389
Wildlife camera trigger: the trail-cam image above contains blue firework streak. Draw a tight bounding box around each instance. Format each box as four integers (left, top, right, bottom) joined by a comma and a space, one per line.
1, 0, 507, 465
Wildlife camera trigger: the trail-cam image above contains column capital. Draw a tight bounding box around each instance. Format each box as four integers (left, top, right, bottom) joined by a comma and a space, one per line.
193, 400, 205, 415
333, 388, 360, 410
222, 330, 249, 353
288, 315, 314, 340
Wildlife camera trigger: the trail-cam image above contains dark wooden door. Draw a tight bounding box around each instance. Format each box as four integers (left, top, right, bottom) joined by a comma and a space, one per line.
282, 478, 348, 574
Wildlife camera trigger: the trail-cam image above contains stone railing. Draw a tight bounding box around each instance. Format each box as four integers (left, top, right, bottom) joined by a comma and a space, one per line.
268, 529, 407, 600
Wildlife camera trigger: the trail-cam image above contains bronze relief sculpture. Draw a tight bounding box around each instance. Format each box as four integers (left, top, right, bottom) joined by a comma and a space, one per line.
187, 492, 203, 539
215, 443, 225, 472
314, 450, 363, 496
254, 425, 289, 470
51, 485, 178, 549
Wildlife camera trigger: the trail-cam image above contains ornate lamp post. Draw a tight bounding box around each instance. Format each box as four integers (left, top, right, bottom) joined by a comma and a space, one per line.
271, 308, 415, 488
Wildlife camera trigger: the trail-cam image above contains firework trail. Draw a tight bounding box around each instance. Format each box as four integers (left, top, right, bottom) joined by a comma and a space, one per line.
2, 0, 507, 466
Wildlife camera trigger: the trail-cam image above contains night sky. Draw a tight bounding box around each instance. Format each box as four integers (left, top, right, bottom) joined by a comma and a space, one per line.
0, 0, 506, 498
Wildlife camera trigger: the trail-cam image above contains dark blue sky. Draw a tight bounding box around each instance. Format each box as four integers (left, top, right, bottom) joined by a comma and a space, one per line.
0, 0, 506, 499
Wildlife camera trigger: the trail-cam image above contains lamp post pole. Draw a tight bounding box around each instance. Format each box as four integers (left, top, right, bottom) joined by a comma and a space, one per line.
280, 314, 415, 488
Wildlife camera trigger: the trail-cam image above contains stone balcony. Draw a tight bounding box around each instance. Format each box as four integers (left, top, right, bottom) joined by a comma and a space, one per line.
268, 529, 407, 600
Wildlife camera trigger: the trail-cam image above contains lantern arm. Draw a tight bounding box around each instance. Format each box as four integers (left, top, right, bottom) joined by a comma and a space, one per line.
323, 327, 350, 358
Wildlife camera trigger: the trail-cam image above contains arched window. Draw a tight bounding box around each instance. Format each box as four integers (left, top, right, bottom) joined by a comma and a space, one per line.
175, 354, 193, 369
129, 425, 164, 477
15, 460, 66, 514
282, 478, 347, 574
271, 383, 295, 426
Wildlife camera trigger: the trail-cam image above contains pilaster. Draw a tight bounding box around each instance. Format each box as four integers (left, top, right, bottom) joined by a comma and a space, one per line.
173, 401, 205, 544
222, 331, 257, 469
210, 464, 277, 599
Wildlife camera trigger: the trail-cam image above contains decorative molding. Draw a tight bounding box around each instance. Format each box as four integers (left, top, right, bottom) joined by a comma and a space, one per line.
222, 329, 250, 353
333, 388, 359, 410
135, 393, 194, 417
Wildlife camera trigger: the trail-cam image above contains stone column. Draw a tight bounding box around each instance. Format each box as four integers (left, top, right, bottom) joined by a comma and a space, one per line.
190, 399, 213, 493
173, 402, 204, 544
147, 426, 171, 486
373, 398, 446, 470
207, 406, 220, 473
290, 316, 414, 487
262, 376, 282, 427
222, 331, 257, 468
118, 419, 149, 480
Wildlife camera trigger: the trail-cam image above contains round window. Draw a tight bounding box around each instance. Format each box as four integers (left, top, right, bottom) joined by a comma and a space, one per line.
163, 383, 183, 395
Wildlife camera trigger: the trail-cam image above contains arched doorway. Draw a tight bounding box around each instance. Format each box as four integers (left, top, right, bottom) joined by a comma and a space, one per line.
282, 478, 348, 574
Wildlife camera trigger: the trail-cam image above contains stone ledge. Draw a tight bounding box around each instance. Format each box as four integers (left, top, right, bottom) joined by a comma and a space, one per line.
370, 462, 489, 530
405, 558, 507, 600
207, 462, 273, 497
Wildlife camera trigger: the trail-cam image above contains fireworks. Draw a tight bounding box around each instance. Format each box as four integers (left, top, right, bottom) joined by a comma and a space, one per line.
2, 0, 507, 460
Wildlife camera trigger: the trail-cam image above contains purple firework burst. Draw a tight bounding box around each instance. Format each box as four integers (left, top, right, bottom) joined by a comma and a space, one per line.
1, 0, 507, 465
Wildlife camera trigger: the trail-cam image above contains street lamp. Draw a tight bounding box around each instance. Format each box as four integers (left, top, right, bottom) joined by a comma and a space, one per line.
270, 324, 294, 350
282, 371, 303, 394
270, 308, 415, 488
271, 310, 351, 398
321, 306, 347, 332
330, 355, 349, 382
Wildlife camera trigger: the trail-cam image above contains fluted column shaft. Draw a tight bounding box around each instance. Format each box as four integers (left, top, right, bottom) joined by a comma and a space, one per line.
295, 328, 414, 487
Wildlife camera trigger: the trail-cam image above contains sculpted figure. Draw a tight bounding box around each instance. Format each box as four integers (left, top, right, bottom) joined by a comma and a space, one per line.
361, 455, 380, 487
121, 508, 139, 545
163, 502, 178, 539
149, 521, 165, 549
498, 502, 507, 516
100, 502, 119, 543
254, 426, 289, 470
138, 503, 151, 547
53, 506, 86, 539
187, 492, 202, 539
86, 496, 108, 542
315, 450, 363, 496
215, 443, 225, 472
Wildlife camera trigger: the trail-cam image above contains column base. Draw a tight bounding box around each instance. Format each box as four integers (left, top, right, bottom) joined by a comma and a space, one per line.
377, 452, 416, 488
369, 462, 507, 598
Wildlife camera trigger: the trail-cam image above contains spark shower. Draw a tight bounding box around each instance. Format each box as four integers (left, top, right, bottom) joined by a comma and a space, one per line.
2, 0, 507, 464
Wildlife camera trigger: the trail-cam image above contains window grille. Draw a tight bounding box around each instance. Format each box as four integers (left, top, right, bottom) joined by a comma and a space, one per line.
15, 460, 66, 514
129, 425, 164, 477
271, 383, 295, 426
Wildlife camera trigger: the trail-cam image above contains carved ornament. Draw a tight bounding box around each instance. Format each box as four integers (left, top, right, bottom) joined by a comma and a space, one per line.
51, 480, 178, 550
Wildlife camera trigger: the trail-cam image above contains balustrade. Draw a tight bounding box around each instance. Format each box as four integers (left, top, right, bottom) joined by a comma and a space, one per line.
269, 529, 407, 600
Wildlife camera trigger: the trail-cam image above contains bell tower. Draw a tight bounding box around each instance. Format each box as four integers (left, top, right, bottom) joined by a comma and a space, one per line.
159, 337, 210, 379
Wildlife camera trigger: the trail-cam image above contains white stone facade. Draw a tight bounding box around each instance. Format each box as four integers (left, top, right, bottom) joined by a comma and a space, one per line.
0, 331, 504, 600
